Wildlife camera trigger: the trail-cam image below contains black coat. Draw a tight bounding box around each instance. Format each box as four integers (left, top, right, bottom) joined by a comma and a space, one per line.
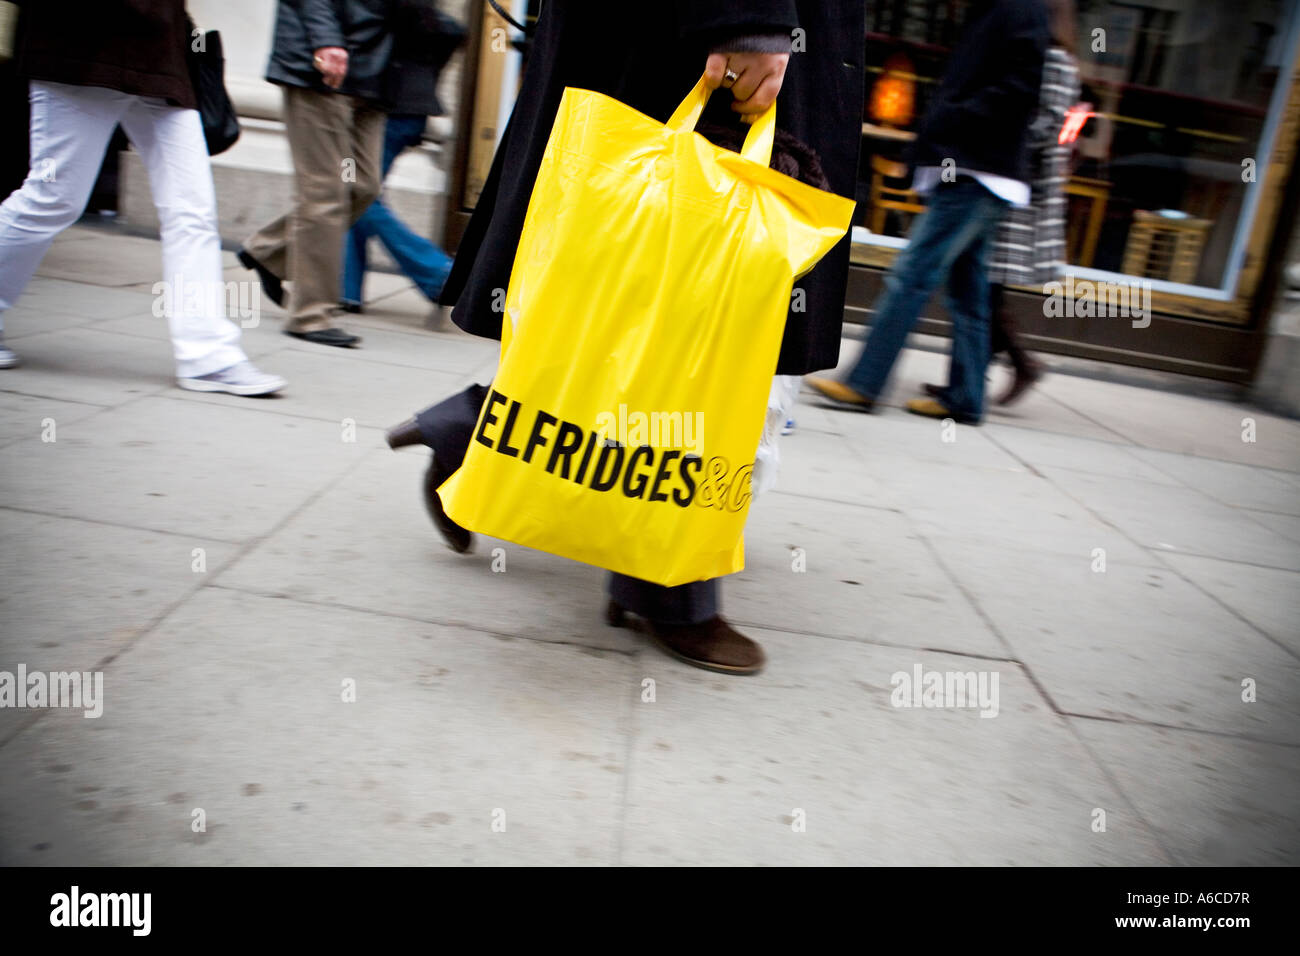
383, 0, 466, 116
907, 0, 1049, 183
265, 0, 394, 103
16, 0, 195, 109
442, 0, 865, 377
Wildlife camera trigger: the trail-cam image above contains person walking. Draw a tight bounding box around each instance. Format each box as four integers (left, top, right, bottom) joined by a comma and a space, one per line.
237, 0, 394, 349
385, 0, 865, 675
807, 0, 1049, 425
925, 0, 1081, 407
0, 0, 285, 394
340, 0, 463, 313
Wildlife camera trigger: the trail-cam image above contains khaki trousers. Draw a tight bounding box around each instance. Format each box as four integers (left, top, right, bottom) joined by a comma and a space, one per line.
244, 86, 384, 332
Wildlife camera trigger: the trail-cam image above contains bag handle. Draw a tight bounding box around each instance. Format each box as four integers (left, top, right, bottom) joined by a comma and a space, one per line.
667, 74, 776, 167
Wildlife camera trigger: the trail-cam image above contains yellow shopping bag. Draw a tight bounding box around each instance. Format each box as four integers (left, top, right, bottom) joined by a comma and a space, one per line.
439, 76, 854, 586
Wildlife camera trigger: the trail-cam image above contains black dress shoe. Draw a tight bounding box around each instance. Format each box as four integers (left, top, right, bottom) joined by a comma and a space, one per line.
285, 328, 362, 348
423, 454, 473, 553
922, 383, 946, 398
339, 301, 364, 314
236, 248, 284, 307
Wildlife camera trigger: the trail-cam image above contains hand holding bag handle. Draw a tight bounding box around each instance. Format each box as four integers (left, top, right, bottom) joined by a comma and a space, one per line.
667, 74, 777, 167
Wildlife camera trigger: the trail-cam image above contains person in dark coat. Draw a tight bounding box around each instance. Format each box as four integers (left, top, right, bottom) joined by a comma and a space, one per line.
386, 0, 865, 674
340, 1, 465, 312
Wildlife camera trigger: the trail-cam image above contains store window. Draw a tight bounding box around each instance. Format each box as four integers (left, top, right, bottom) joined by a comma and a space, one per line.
859, 0, 1300, 302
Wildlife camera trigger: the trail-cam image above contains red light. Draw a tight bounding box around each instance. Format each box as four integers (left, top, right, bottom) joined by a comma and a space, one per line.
1059, 104, 1094, 145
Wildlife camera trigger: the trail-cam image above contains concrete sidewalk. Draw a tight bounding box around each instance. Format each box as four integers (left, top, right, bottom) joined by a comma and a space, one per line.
1, 224, 1297, 865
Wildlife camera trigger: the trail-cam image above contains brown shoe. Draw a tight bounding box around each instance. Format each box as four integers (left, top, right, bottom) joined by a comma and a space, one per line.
994, 362, 1044, 406
606, 599, 765, 675
805, 376, 875, 412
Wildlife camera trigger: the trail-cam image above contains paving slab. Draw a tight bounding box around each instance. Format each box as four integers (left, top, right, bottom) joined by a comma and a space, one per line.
1041, 467, 1300, 571
0, 392, 106, 449
212, 449, 628, 651
762, 427, 903, 511
1125, 446, 1300, 515
880, 460, 1154, 566
0, 511, 236, 740
621, 626, 1167, 865
985, 426, 1177, 484
1042, 374, 1300, 472
0, 326, 175, 406
733, 493, 1005, 657
35, 231, 167, 288
0, 589, 634, 865
1072, 719, 1300, 865
1, 395, 372, 541
936, 541, 1300, 742
1160, 552, 1300, 655
6, 277, 157, 322
1241, 509, 1300, 546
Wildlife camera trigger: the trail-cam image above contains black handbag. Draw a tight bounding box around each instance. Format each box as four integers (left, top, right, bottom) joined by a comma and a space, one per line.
185, 20, 240, 156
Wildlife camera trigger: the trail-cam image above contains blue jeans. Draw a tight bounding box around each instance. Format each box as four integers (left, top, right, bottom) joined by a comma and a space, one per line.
846, 178, 1007, 422
342, 113, 452, 305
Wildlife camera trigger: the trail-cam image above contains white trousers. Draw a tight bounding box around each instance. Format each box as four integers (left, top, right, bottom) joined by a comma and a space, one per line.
0, 80, 245, 377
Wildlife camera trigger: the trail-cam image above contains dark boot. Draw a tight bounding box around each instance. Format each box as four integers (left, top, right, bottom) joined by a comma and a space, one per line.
386, 418, 473, 553
994, 358, 1044, 406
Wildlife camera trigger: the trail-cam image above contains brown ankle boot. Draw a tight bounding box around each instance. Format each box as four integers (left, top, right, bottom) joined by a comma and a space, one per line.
606, 600, 765, 675
994, 360, 1044, 406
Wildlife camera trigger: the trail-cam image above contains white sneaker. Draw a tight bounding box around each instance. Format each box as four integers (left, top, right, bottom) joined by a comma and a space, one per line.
178, 360, 286, 396
0, 344, 19, 369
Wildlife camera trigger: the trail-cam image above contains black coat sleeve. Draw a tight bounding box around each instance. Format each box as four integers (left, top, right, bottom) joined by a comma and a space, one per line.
673, 0, 799, 39
937, 5, 1046, 149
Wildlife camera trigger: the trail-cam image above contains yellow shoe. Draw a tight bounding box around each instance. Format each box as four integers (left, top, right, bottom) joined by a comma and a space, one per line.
905, 397, 979, 425
806, 376, 875, 411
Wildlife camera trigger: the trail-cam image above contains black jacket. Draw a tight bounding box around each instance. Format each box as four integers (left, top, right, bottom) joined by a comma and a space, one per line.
265, 0, 393, 102
383, 0, 465, 116
443, 0, 866, 377
907, 0, 1049, 182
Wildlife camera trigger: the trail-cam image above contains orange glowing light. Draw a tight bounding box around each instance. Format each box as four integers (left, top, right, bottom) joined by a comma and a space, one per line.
870, 53, 916, 128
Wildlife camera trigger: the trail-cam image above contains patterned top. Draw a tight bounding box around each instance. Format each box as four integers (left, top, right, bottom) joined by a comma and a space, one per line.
987, 47, 1082, 287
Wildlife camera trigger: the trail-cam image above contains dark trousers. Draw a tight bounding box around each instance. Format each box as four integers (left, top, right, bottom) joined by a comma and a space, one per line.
414, 385, 719, 625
